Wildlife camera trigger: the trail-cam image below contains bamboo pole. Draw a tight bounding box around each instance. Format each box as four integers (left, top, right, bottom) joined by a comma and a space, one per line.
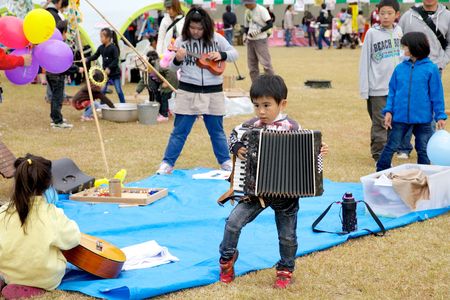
83, 0, 177, 92
71, 1, 110, 174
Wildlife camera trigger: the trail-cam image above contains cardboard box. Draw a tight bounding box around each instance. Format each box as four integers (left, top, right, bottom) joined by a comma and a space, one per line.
360, 164, 450, 217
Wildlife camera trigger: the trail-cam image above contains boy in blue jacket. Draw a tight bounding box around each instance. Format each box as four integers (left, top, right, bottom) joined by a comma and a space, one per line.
376, 32, 447, 171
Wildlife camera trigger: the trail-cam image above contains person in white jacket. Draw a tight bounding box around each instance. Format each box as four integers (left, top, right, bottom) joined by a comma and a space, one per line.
156, 0, 185, 56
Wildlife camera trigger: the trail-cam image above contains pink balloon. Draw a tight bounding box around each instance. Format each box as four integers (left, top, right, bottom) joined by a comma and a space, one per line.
34, 40, 73, 74
50, 28, 63, 41
4, 48, 39, 85
0, 16, 29, 49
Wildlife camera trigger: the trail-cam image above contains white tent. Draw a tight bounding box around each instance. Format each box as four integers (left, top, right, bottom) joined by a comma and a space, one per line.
77, 0, 166, 47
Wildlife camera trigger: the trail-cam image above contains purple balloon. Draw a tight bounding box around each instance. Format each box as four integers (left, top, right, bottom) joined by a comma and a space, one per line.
50, 28, 63, 41
34, 40, 73, 74
4, 48, 39, 85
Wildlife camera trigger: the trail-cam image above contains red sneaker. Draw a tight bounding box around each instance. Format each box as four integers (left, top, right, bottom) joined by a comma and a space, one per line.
274, 270, 293, 289
1, 284, 45, 299
219, 250, 239, 283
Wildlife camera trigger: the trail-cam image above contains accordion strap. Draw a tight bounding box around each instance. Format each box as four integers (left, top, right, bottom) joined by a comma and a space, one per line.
217, 155, 237, 206
312, 201, 386, 236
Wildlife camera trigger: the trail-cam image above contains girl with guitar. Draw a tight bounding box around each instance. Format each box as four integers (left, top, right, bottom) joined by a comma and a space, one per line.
156, 7, 239, 174
0, 154, 80, 299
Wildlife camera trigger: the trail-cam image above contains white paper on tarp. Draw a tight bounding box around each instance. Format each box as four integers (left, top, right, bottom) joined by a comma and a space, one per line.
192, 170, 231, 180
121, 240, 179, 271
224, 96, 254, 118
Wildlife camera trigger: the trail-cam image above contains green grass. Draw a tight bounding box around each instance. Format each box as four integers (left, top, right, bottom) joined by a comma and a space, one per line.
0, 46, 449, 299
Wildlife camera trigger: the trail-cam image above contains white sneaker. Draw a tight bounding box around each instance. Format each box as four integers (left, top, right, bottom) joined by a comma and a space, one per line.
50, 118, 67, 126
396, 152, 409, 159
51, 122, 73, 129
156, 162, 173, 175
220, 159, 233, 172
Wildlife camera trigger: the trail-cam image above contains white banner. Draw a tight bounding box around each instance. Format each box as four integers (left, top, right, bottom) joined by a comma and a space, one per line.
294, 0, 305, 12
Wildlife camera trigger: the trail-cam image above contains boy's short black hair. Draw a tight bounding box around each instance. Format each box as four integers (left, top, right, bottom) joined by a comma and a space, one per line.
378, 0, 400, 12
92, 69, 105, 84
146, 50, 159, 64
250, 75, 288, 104
56, 20, 68, 34
401, 32, 430, 60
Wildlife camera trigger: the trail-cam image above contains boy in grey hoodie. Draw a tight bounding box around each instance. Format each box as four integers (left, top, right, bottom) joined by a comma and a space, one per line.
399, 0, 450, 71
359, 0, 402, 162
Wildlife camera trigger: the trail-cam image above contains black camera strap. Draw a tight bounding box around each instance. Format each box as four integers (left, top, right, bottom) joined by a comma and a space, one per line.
312, 201, 386, 236
411, 6, 448, 51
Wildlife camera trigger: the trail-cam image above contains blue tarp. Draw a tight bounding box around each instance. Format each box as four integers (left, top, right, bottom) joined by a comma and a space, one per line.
57, 169, 450, 299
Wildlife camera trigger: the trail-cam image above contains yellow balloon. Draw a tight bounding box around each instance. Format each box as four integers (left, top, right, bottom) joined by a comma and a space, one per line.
23, 9, 56, 44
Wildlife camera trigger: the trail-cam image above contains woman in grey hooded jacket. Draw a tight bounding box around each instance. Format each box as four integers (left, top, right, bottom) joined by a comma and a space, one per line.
156, 7, 238, 175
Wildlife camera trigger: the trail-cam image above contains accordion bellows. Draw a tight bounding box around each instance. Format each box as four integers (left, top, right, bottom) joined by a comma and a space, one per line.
233, 129, 324, 198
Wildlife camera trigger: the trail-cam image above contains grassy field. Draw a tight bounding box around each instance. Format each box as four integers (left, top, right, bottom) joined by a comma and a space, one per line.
0, 46, 449, 299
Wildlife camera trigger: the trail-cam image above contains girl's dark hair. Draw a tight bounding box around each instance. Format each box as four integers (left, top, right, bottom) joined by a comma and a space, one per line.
52, 0, 69, 8
401, 32, 430, 60
8, 154, 52, 228
182, 7, 214, 44
285, 5, 292, 12
378, 0, 400, 12
250, 75, 288, 104
56, 20, 68, 34
101, 28, 120, 57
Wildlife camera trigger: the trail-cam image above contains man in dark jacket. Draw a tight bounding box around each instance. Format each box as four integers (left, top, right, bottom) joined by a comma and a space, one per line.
222, 5, 237, 45
46, 0, 69, 23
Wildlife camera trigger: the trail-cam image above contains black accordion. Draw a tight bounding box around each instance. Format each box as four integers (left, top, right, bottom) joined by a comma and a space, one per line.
233, 129, 323, 198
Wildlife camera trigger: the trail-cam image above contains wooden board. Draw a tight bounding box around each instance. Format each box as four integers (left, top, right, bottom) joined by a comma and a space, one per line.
70, 187, 168, 206
0, 140, 16, 179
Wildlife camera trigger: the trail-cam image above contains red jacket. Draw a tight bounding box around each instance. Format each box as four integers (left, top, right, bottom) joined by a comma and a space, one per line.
0, 48, 24, 70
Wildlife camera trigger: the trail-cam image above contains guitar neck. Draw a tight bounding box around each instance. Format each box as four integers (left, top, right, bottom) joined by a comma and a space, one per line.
185, 50, 202, 59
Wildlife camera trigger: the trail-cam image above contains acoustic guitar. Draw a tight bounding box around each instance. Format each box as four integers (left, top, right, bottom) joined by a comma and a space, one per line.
63, 233, 126, 279
0, 139, 16, 179
168, 45, 226, 76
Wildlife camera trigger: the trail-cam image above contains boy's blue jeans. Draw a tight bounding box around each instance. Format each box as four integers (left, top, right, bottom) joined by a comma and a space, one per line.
83, 102, 100, 118
376, 122, 433, 171
285, 29, 292, 46
102, 77, 126, 103
318, 27, 330, 49
162, 114, 230, 167
398, 120, 436, 155
219, 198, 299, 272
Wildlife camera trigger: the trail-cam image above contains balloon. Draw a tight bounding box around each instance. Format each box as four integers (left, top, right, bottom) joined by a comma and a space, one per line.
34, 40, 73, 74
426, 130, 450, 166
4, 48, 39, 85
160, 50, 175, 68
0, 16, 29, 49
50, 28, 63, 41
23, 9, 56, 44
